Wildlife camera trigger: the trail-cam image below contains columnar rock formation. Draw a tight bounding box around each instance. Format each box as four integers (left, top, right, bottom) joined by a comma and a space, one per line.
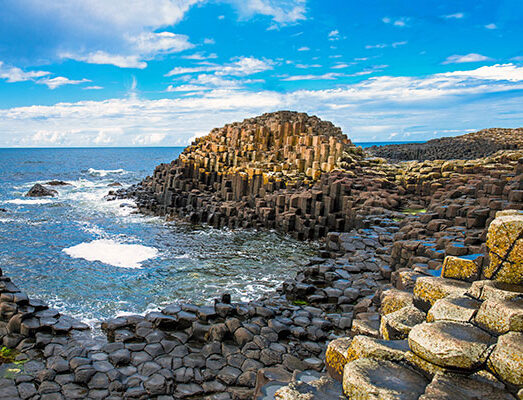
368, 127, 523, 161
0, 112, 522, 399
324, 210, 523, 400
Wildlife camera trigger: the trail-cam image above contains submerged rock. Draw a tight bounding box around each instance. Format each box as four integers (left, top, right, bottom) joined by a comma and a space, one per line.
46, 180, 70, 186
108, 182, 122, 187
25, 183, 57, 197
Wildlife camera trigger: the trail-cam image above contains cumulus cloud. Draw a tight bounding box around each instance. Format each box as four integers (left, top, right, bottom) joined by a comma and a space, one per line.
282, 72, 344, 81
0, 62, 50, 83
166, 56, 273, 77
225, 0, 306, 24
2, 64, 523, 146
443, 53, 493, 64
382, 17, 408, 27
485, 23, 497, 29
37, 77, 91, 89
298, 46, 310, 51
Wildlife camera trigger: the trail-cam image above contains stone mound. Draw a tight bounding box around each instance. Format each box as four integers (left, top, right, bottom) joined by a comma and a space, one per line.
368, 128, 523, 161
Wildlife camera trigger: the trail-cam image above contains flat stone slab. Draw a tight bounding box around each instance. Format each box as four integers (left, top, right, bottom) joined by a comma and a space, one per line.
380, 289, 414, 315
488, 332, 523, 386
408, 321, 494, 370
413, 277, 471, 311
345, 335, 409, 363
441, 256, 480, 282
427, 295, 482, 323
420, 371, 515, 400
343, 358, 428, 400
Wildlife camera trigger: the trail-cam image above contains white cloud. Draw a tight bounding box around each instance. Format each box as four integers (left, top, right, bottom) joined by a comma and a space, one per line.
382, 17, 408, 27
392, 41, 408, 48
328, 30, 340, 41
225, 0, 306, 24
443, 63, 523, 82
332, 63, 349, 69
63, 51, 147, 69
282, 72, 344, 81
0, 62, 51, 83
366, 44, 387, 49
166, 56, 273, 77
203, 38, 215, 45
37, 76, 91, 89
298, 46, 310, 51
296, 64, 322, 69
485, 23, 497, 30
132, 133, 167, 145
2, 64, 523, 146
443, 13, 464, 19
443, 53, 493, 64
182, 52, 218, 60
84, 86, 104, 90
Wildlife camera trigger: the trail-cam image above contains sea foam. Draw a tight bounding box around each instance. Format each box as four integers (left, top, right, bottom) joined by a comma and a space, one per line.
87, 168, 127, 177
63, 239, 158, 268
5, 198, 54, 205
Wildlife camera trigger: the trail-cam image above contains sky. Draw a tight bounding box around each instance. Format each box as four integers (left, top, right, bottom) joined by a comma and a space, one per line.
0, 0, 522, 147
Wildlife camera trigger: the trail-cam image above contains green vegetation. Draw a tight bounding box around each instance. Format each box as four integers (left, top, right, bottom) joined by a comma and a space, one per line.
402, 208, 427, 215
292, 299, 309, 306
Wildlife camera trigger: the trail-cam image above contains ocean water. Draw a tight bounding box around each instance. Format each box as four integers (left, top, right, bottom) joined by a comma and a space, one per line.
0, 148, 316, 327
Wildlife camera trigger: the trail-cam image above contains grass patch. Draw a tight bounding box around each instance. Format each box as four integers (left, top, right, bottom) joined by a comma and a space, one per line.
292, 300, 309, 306
402, 208, 427, 215
0, 347, 17, 364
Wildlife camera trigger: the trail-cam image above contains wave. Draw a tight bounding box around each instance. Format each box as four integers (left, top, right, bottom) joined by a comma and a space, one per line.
87, 168, 127, 177
4, 198, 54, 205
62, 239, 158, 269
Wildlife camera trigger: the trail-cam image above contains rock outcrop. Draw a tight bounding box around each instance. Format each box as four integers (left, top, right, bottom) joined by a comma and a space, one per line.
368, 127, 523, 161
25, 183, 58, 197
1, 111, 522, 399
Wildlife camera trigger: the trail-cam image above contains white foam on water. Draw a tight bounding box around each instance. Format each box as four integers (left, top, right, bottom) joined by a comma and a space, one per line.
4, 198, 54, 205
62, 239, 158, 269
87, 168, 127, 177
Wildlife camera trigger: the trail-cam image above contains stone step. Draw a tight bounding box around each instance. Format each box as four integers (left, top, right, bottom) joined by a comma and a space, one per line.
380, 305, 426, 340
420, 371, 516, 400
408, 321, 494, 370
413, 276, 472, 311
475, 297, 523, 334
342, 358, 429, 400
427, 295, 482, 323
487, 332, 523, 387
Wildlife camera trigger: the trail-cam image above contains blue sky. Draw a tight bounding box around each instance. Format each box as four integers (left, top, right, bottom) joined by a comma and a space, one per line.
0, 0, 522, 147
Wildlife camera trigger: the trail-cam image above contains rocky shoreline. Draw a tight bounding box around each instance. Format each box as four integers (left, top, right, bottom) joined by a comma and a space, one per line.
0, 112, 522, 399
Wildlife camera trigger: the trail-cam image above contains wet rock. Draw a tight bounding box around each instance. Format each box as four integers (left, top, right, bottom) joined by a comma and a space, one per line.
409, 321, 493, 370
343, 358, 428, 400
25, 183, 57, 197
46, 180, 70, 186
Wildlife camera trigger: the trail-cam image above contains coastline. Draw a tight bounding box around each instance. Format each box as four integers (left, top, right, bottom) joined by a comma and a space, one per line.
0, 113, 522, 399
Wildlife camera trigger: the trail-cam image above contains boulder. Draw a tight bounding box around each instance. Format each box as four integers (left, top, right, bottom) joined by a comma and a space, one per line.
488, 332, 523, 386
343, 358, 428, 400
408, 321, 494, 370
25, 183, 57, 197
485, 211, 523, 285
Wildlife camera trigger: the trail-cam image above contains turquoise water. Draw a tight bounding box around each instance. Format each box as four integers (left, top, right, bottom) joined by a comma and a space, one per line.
0, 148, 316, 326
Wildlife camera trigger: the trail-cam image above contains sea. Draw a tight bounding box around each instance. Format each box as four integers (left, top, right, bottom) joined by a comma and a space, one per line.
0, 147, 319, 328
0, 142, 402, 327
